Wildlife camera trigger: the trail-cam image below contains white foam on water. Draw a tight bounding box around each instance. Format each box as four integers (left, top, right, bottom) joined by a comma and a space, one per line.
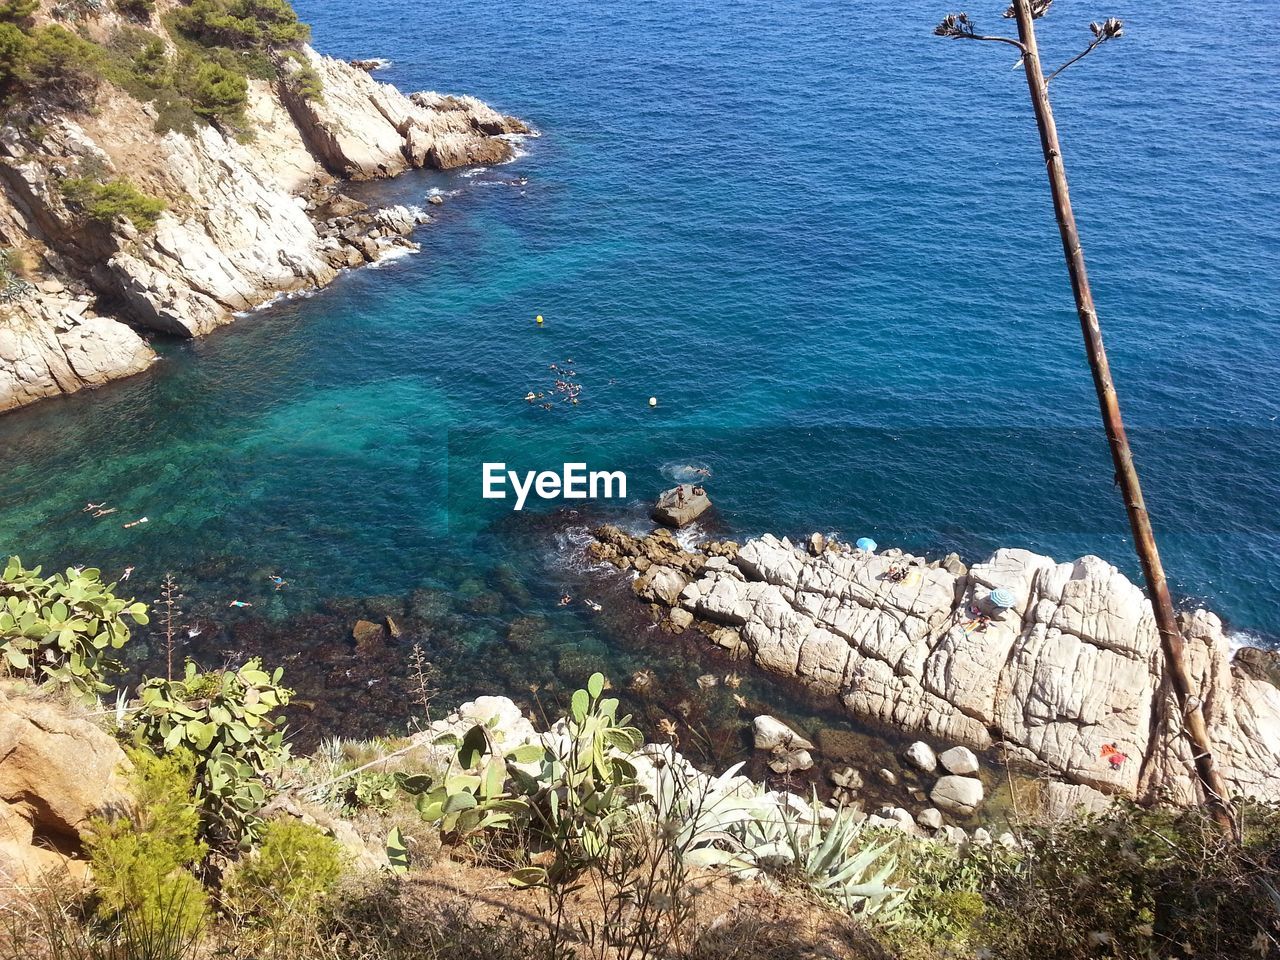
369, 245, 418, 269
674, 523, 708, 552
552, 524, 601, 573
460, 167, 489, 178
496, 132, 538, 164
233, 285, 319, 317
660, 461, 714, 483
427, 187, 463, 198
1228, 629, 1267, 653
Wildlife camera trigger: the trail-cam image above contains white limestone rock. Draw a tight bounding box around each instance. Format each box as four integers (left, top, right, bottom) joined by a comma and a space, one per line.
931, 775, 984, 817
938, 746, 980, 776
905, 741, 938, 773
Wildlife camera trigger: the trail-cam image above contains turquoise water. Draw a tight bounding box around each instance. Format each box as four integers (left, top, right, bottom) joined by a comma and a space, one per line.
1, 0, 1278, 737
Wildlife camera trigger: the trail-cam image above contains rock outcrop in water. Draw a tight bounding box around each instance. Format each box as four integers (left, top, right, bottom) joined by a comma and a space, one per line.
589, 526, 1280, 811
0, 3, 527, 413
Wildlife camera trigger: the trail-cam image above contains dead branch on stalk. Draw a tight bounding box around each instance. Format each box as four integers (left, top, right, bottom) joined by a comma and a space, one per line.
1002, 0, 1053, 19
938, 8, 1124, 81
934, 13, 1026, 52
1048, 19, 1125, 80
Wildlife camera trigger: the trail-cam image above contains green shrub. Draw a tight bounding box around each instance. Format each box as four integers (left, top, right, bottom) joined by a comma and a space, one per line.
133, 658, 293, 848
84, 748, 209, 946
0, 23, 26, 93
884, 838, 994, 954
187, 58, 246, 123
223, 819, 343, 921
114, 0, 155, 20
60, 175, 167, 231
153, 89, 200, 134
977, 802, 1280, 960
21, 25, 104, 106
0, 556, 148, 702
280, 47, 321, 101
171, 0, 307, 51
0, 0, 37, 26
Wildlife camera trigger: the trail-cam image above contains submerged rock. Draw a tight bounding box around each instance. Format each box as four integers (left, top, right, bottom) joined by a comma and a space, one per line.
931, 775, 984, 816
939, 745, 979, 776
752, 715, 815, 774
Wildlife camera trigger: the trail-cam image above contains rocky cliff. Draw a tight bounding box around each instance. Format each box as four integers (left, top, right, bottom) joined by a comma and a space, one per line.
591, 527, 1280, 812
0, 1, 527, 413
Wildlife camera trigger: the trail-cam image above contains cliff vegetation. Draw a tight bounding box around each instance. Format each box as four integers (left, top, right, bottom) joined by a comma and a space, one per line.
0, 0, 527, 413
1, 557, 1278, 960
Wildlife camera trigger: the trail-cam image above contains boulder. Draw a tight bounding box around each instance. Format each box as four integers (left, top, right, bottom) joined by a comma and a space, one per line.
666, 607, 694, 631
652, 484, 711, 528
352, 619, 384, 652
917, 807, 944, 830
753, 715, 814, 774
829, 766, 863, 791
938, 745, 980, 776
633, 565, 689, 607
931, 775, 984, 817
1234, 646, 1280, 689
752, 715, 813, 753
0, 690, 132, 881
768, 748, 813, 775
905, 741, 938, 773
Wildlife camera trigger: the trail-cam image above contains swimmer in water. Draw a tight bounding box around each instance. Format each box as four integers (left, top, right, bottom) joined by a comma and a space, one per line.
559, 594, 572, 606
228, 600, 253, 608
269, 575, 287, 590
120, 566, 134, 581
584, 599, 602, 612
84, 501, 106, 513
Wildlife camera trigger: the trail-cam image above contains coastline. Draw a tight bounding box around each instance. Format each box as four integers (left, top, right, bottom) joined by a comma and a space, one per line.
586, 522, 1280, 814
0, 21, 528, 414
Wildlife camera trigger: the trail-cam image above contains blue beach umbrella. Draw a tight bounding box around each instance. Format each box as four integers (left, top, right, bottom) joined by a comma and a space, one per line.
855, 537, 877, 553
988, 588, 1017, 610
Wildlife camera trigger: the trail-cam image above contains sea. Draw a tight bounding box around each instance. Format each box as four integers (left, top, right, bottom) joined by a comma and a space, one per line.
1, 0, 1276, 754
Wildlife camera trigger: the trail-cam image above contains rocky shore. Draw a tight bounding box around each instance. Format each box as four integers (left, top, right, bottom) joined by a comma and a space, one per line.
588, 525, 1280, 815
0, 7, 527, 413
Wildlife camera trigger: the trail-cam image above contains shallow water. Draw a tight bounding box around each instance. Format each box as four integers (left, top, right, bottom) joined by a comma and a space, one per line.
1, 0, 1277, 753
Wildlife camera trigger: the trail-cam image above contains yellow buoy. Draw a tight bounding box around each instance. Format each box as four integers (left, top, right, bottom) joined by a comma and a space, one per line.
535, 314, 544, 325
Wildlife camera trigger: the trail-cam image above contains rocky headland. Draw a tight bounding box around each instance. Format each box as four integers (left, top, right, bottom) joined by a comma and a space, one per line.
588, 525, 1280, 816
0, 0, 527, 412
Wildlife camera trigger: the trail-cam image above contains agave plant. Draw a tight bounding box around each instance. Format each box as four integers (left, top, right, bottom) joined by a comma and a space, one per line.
749, 794, 906, 919
633, 751, 777, 872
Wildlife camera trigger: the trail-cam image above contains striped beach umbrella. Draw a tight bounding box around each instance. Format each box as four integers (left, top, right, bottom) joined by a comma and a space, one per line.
988, 587, 1017, 610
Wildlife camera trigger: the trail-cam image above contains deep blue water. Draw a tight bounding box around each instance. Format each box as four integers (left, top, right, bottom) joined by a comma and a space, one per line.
2, 0, 1278, 717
